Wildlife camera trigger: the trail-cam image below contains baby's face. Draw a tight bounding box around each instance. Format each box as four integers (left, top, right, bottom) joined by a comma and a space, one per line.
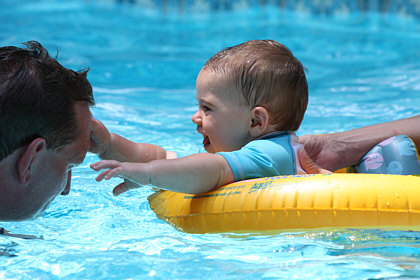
192, 69, 254, 153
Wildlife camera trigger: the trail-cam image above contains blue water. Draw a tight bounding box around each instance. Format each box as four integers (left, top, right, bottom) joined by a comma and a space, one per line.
1, 0, 420, 279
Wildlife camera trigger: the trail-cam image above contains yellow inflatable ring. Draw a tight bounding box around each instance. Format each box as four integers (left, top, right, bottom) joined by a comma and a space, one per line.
148, 174, 420, 233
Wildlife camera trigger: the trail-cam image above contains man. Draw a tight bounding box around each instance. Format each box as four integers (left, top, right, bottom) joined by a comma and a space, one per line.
0, 41, 94, 221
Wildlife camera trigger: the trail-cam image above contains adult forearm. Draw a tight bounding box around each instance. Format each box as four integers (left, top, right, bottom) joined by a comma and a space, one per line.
300, 115, 420, 171
330, 115, 420, 169
389, 115, 420, 148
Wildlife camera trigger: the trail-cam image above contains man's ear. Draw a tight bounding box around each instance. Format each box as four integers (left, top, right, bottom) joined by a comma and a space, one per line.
17, 138, 46, 184
250, 106, 270, 137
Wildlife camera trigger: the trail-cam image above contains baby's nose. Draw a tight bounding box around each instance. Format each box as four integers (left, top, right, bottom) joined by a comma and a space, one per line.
192, 111, 201, 125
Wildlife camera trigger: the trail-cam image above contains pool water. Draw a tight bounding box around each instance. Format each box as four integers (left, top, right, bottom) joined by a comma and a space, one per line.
1, 0, 420, 279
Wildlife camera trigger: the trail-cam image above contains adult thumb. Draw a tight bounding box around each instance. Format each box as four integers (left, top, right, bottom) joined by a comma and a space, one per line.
299, 148, 331, 174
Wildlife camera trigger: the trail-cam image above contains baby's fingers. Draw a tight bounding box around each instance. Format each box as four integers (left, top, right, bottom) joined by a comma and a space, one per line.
90, 160, 121, 171
95, 169, 113, 181
113, 180, 141, 196
95, 166, 125, 181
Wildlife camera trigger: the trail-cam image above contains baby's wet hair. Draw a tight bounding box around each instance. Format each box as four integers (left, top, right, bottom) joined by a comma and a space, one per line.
203, 40, 308, 131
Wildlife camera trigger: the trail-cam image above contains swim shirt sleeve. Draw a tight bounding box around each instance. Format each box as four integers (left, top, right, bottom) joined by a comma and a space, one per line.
217, 135, 295, 181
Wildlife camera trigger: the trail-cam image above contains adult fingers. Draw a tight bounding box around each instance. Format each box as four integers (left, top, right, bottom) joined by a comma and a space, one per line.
299, 148, 331, 174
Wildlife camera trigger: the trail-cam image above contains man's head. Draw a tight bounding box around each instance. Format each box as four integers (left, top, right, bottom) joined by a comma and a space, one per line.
0, 41, 94, 221
201, 40, 308, 132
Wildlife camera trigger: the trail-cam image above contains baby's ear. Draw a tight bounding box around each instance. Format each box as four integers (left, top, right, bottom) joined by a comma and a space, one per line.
250, 106, 270, 137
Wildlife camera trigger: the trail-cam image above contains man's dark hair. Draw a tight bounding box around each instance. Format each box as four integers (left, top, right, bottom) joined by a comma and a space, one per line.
0, 41, 94, 161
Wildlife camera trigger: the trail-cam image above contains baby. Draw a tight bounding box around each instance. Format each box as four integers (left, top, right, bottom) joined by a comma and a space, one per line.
90, 40, 310, 195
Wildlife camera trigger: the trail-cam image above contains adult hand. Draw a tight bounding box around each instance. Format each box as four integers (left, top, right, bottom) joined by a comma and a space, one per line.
298, 134, 344, 171
299, 134, 345, 171
298, 147, 331, 174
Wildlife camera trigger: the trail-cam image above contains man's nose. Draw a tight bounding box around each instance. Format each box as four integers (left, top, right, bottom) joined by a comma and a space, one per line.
192, 111, 201, 125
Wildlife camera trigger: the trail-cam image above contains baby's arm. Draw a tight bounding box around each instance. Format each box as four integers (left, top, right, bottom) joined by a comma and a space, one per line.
89, 118, 176, 163
90, 153, 235, 195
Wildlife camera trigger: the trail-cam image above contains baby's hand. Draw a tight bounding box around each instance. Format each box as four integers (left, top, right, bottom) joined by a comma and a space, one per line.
89, 118, 112, 156
90, 160, 142, 196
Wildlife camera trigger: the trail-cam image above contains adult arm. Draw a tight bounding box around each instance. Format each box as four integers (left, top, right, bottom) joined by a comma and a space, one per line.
299, 115, 420, 171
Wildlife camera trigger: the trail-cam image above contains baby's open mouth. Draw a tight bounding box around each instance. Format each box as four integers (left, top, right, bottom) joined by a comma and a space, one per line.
203, 136, 210, 148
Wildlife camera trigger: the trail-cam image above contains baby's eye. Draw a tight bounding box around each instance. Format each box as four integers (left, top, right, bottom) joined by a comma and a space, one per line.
201, 105, 211, 112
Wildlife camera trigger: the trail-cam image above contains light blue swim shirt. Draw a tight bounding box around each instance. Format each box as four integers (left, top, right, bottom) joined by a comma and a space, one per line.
177, 132, 305, 181
217, 132, 304, 181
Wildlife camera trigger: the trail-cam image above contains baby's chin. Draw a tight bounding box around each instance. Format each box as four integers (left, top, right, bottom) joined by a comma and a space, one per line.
202, 136, 213, 153
203, 142, 220, 154
205, 145, 229, 154
204, 145, 214, 153
202, 137, 233, 153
